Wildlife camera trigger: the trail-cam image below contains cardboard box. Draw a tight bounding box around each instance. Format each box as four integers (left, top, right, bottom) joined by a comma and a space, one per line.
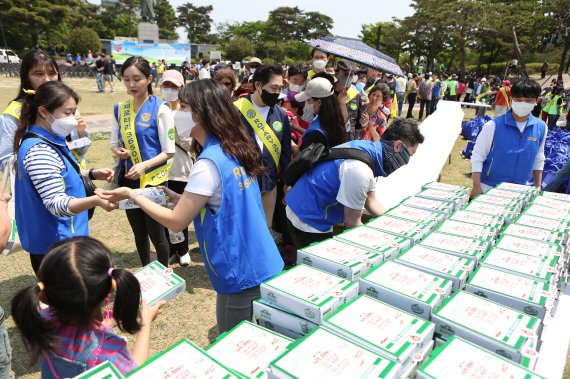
449, 210, 505, 231
485, 188, 531, 206
297, 238, 383, 281
384, 205, 446, 229
524, 203, 570, 222
66, 137, 91, 150
494, 235, 565, 260
465, 266, 552, 319
400, 339, 435, 379
419, 232, 488, 264
541, 191, 570, 202
359, 260, 453, 320
118, 187, 166, 210
514, 214, 570, 242
395, 245, 475, 291
206, 321, 293, 379
366, 215, 434, 244
462, 201, 518, 223
432, 291, 542, 365
73, 361, 124, 379
400, 196, 454, 215
434, 220, 497, 242
268, 328, 401, 379
417, 336, 545, 379
480, 248, 560, 285
472, 194, 523, 213
495, 182, 540, 196
127, 339, 237, 378
134, 261, 186, 306
323, 294, 435, 372
259, 265, 359, 324
532, 196, 570, 211
502, 223, 566, 246
422, 181, 469, 194
415, 188, 469, 209
333, 225, 409, 260
253, 299, 318, 337
257, 319, 304, 340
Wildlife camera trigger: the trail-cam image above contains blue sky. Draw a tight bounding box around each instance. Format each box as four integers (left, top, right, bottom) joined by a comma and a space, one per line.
94, 0, 413, 42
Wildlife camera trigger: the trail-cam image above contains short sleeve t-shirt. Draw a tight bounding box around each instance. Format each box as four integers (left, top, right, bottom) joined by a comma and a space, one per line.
185, 158, 222, 212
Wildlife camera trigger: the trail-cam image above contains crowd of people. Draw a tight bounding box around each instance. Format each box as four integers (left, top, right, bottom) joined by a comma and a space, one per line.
0, 45, 568, 378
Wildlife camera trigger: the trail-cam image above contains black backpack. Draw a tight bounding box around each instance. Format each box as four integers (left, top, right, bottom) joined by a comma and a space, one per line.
282, 143, 375, 186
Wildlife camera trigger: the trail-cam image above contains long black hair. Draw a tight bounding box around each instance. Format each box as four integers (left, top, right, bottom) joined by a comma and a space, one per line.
121, 56, 153, 95
314, 94, 346, 147
11, 237, 142, 364
13, 49, 61, 102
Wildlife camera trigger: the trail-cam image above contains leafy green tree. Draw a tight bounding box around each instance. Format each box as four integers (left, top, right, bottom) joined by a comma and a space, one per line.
176, 3, 213, 44
300, 12, 333, 40
96, 0, 139, 39
544, 0, 570, 79
68, 27, 101, 55
155, 0, 178, 40
360, 21, 402, 62
224, 36, 255, 61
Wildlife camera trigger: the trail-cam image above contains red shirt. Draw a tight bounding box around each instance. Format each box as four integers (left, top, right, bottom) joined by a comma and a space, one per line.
495, 86, 511, 106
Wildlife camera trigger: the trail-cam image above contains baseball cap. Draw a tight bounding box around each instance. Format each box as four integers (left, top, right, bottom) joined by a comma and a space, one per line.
336, 60, 356, 72
159, 70, 184, 87
249, 57, 262, 65
481, 78, 487, 82
285, 92, 305, 111
295, 77, 334, 102
503, 79, 510, 86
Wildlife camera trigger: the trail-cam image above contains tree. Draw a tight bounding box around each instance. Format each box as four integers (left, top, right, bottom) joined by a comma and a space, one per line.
267, 6, 303, 42
96, 0, 139, 39
176, 3, 213, 44
155, 0, 178, 41
68, 27, 101, 55
224, 36, 255, 62
360, 21, 402, 62
299, 11, 333, 40
544, 0, 570, 80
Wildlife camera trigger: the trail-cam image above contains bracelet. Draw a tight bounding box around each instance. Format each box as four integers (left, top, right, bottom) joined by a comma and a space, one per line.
88, 169, 96, 180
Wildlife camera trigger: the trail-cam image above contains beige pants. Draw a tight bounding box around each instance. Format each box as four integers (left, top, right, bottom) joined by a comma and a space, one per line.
261, 187, 277, 229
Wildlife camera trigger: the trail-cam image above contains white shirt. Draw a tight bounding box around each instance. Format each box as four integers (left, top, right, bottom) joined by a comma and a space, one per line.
252, 101, 270, 151
286, 160, 376, 233
471, 119, 547, 174
199, 67, 211, 80
184, 158, 222, 212
110, 102, 176, 155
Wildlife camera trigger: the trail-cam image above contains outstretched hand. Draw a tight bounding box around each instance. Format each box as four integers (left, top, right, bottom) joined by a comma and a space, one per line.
95, 187, 133, 203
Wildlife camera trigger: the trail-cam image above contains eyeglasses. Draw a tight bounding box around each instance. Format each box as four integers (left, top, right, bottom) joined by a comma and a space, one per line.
221, 81, 233, 88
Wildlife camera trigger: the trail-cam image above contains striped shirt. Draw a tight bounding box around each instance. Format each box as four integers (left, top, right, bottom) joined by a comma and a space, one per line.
23, 143, 77, 217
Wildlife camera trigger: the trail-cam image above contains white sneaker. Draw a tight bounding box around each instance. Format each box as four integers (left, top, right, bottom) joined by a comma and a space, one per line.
179, 252, 191, 266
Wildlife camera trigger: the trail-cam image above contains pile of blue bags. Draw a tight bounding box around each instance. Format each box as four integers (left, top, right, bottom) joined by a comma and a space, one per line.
460, 115, 492, 159
535, 128, 570, 191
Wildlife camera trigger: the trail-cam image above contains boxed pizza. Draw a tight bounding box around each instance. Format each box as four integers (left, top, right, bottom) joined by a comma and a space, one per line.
297, 238, 383, 281
395, 245, 475, 291
434, 219, 497, 242
384, 205, 446, 229
259, 265, 359, 324
419, 232, 488, 264
400, 196, 455, 215
359, 260, 453, 320
333, 225, 410, 260
366, 215, 435, 244
134, 261, 186, 306
253, 299, 318, 338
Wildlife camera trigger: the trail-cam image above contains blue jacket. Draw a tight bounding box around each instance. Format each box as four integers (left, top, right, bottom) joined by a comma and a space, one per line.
481, 110, 546, 187
15, 126, 88, 255
193, 134, 283, 294
240, 95, 291, 193
286, 140, 384, 232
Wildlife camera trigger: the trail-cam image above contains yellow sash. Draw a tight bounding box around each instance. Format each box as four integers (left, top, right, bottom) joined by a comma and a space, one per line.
119, 99, 171, 188
391, 94, 398, 118
234, 98, 281, 167
499, 87, 510, 107
346, 86, 359, 103
2, 101, 22, 120
71, 150, 86, 170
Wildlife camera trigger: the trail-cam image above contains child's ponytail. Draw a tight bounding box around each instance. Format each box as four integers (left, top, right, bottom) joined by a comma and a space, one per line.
111, 268, 142, 334
11, 283, 58, 364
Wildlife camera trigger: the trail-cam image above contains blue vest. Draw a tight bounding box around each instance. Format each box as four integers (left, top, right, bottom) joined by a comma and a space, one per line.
15, 126, 88, 255
286, 140, 384, 232
113, 96, 165, 174
481, 111, 546, 187
304, 115, 329, 148
193, 135, 283, 294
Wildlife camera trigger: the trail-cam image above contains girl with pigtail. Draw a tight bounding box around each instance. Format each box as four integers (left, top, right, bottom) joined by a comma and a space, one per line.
11, 236, 164, 378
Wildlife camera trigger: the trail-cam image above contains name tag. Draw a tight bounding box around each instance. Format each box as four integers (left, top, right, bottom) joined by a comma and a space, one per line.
66, 137, 91, 150
528, 136, 538, 142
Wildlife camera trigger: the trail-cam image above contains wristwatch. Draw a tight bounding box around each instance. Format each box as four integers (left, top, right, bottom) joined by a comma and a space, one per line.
128, 189, 143, 203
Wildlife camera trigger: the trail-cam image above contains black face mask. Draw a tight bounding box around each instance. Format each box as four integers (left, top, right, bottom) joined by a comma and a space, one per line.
381, 140, 410, 176
260, 89, 280, 107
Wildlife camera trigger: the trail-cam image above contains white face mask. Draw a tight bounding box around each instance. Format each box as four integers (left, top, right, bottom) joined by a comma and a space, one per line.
511, 101, 536, 118
161, 87, 179, 102
289, 83, 304, 93
313, 59, 327, 70
173, 110, 196, 138
301, 102, 315, 123
48, 113, 78, 138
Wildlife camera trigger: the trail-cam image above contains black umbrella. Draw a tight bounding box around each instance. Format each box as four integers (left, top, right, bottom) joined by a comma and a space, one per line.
308, 36, 404, 77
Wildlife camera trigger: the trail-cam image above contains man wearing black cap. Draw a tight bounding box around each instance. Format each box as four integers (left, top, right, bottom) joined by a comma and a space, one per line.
335, 60, 362, 140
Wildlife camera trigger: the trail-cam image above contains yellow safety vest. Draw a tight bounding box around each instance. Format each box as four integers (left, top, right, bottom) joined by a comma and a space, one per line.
307, 70, 316, 80
2, 101, 21, 120
346, 86, 359, 104
234, 98, 281, 167
544, 94, 561, 115
118, 99, 172, 188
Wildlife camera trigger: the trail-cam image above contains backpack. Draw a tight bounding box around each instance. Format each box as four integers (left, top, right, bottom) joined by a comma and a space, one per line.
282, 143, 375, 186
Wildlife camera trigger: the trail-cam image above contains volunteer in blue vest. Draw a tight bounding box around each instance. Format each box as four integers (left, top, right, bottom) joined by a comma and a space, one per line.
1, 49, 91, 171
285, 118, 424, 249
160, 69, 193, 267
470, 79, 547, 199
97, 79, 284, 333
110, 56, 175, 267
235, 64, 291, 238
296, 77, 346, 151
13, 81, 115, 274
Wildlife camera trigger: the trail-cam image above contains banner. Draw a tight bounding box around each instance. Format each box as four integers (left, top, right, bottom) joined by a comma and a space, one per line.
110, 41, 191, 65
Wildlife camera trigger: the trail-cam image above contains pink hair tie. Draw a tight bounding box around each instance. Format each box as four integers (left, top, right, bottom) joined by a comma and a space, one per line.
107, 268, 114, 277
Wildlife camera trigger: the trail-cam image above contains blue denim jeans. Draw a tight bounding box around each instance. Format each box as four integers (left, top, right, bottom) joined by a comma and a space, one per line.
95, 73, 104, 92
0, 307, 12, 379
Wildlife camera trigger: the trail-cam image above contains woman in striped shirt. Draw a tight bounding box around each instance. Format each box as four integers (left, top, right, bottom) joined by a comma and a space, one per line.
13, 81, 115, 274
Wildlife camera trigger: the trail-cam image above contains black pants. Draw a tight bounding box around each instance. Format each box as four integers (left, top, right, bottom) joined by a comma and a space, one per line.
164, 180, 189, 257
406, 93, 417, 118
121, 178, 170, 267
418, 99, 431, 120
287, 218, 333, 250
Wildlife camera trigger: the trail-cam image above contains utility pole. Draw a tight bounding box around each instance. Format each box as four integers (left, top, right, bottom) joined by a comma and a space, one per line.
375, 25, 382, 50
0, 15, 7, 49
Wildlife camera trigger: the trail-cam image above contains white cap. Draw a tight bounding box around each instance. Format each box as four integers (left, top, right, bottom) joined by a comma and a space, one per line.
481, 78, 487, 82
295, 78, 334, 102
